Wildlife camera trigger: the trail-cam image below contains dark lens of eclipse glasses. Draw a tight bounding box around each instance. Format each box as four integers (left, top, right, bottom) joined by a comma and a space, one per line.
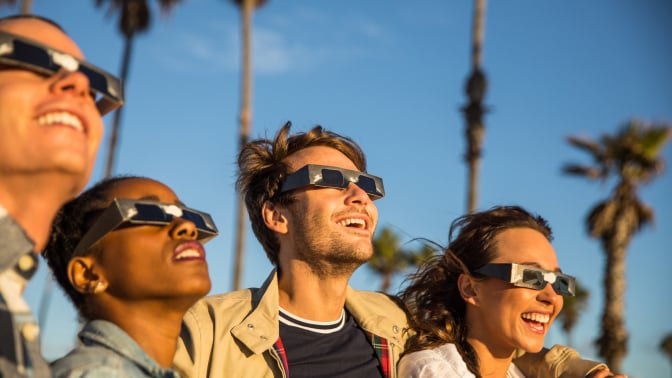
320, 169, 346, 188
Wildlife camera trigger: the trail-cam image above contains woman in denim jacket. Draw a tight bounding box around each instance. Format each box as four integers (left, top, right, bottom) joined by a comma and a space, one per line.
42, 176, 217, 377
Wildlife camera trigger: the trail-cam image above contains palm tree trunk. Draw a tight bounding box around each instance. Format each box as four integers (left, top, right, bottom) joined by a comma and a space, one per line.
471, 0, 485, 70
105, 35, 134, 178
463, 0, 487, 214
20, 0, 30, 13
466, 151, 481, 213
380, 273, 391, 293
597, 218, 630, 371
232, 0, 254, 290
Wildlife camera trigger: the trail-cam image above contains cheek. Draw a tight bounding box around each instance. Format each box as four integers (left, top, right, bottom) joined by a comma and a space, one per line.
99, 230, 159, 264
88, 118, 104, 154
488, 287, 537, 313
370, 207, 379, 227
552, 297, 564, 319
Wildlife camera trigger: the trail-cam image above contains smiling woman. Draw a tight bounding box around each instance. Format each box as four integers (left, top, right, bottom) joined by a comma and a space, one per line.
41, 175, 217, 377
397, 206, 586, 378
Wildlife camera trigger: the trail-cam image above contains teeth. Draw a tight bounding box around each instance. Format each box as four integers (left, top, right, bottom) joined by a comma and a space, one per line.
175, 249, 201, 260
521, 313, 550, 324
37, 112, 83, 132
337, 218, 366, 228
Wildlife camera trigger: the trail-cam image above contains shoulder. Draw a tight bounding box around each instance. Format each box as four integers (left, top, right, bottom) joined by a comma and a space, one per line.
346, 289, 406, 317
513, 344, 606, 378
51, 345, 132, 378
183, 271, 278, 330
0, 209, 34, 271
183, 288, 257, 327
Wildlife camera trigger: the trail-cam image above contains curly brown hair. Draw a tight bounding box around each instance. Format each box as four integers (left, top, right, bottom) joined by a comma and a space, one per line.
41, 175, 144, 321
398, 205, 552, 377
237, 121, 367, 266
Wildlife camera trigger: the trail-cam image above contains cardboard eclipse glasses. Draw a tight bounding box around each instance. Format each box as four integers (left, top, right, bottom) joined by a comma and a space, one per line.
73, 198, 218, 256
0, 30, 123, 115
474, 263, 576, 296
280, 164, 385, 199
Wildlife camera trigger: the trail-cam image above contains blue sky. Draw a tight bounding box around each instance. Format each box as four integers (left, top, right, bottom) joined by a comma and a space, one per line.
3, 1, 671, 376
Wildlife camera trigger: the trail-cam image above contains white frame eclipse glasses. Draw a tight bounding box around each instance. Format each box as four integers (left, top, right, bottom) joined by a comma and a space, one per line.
474, 263, 576, 296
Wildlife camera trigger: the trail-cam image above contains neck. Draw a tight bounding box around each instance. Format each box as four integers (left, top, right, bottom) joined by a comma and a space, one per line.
277, 260, 352, 322
94, 299, 193, 368
467, 336, 515, 378
0, 174, 80, 251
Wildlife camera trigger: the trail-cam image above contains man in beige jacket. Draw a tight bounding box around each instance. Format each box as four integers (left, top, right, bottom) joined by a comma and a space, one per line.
174, 122, 622, 378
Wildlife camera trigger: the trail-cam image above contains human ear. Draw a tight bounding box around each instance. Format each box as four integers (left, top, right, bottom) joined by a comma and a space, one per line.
262, 201, 288, 234
458, 273, 480, 306
68, 256, 108, 294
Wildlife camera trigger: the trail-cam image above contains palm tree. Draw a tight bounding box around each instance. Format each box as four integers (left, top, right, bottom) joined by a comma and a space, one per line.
660, 333, 672, 378
556, 281, 589, 347
230, 0, 267, 290
96, 0, 184, 178
462, 0, 488, 213
369, 227, 434, 293
563, 120, 671, 371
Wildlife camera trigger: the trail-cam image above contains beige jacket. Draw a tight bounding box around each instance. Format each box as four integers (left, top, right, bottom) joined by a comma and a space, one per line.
173, 270, 408, 378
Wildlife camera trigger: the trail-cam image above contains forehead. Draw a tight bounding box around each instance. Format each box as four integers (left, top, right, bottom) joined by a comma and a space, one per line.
284, 146, 359, 172
491, 227, 559, 270
106, 178, 179, 203
0, 18, 84, 60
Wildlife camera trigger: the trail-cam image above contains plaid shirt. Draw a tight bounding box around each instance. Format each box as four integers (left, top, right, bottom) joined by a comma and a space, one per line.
0, 206, 50, 378
368, 332, 391, 378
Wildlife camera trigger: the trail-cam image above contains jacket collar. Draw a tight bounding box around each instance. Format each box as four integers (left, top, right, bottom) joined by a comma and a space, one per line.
230, 270, 280, 354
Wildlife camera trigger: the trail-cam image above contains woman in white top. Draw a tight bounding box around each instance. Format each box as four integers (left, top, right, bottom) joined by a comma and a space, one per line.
398, 206, 575, 378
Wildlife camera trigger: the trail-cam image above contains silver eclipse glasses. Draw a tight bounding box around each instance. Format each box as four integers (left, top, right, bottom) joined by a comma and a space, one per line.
474, 263, 576, 296
280, 164, 385, 199
0, 30, 123, 115
73, 199, 218, 256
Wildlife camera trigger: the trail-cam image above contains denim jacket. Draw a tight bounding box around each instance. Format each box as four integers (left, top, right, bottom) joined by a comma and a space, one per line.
51, 320, 180, 378
0, 206, 49, 378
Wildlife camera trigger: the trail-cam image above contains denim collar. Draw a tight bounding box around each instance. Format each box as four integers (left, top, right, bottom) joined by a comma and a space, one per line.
80, 320, 179, 377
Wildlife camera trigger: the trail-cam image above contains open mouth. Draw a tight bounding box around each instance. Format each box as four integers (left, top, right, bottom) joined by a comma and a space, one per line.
521, 312, 549, 333
37, 111, 84, 133
173, 241, 205, 261
336, 218, 367, 230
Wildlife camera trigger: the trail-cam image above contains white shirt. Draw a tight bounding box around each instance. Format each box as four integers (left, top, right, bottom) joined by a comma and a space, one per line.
398, 343, 526, 378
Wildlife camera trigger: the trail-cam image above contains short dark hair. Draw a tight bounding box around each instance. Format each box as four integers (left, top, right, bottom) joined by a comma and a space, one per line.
42, 175, 144, 320
237, 121, 367, 266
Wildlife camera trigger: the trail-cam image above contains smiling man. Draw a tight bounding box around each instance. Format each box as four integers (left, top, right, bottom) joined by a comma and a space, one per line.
0, 14, 123, 377
175, 122, 406, 377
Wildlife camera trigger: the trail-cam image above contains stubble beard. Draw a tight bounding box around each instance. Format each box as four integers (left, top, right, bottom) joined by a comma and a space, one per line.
292, 210, 373, 279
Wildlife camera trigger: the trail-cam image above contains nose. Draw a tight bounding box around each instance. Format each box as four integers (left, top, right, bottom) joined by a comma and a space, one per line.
170, 218, 198, 241
50, 69, 92, 103
345, 182, 373, 205
538, 282, 562, 307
